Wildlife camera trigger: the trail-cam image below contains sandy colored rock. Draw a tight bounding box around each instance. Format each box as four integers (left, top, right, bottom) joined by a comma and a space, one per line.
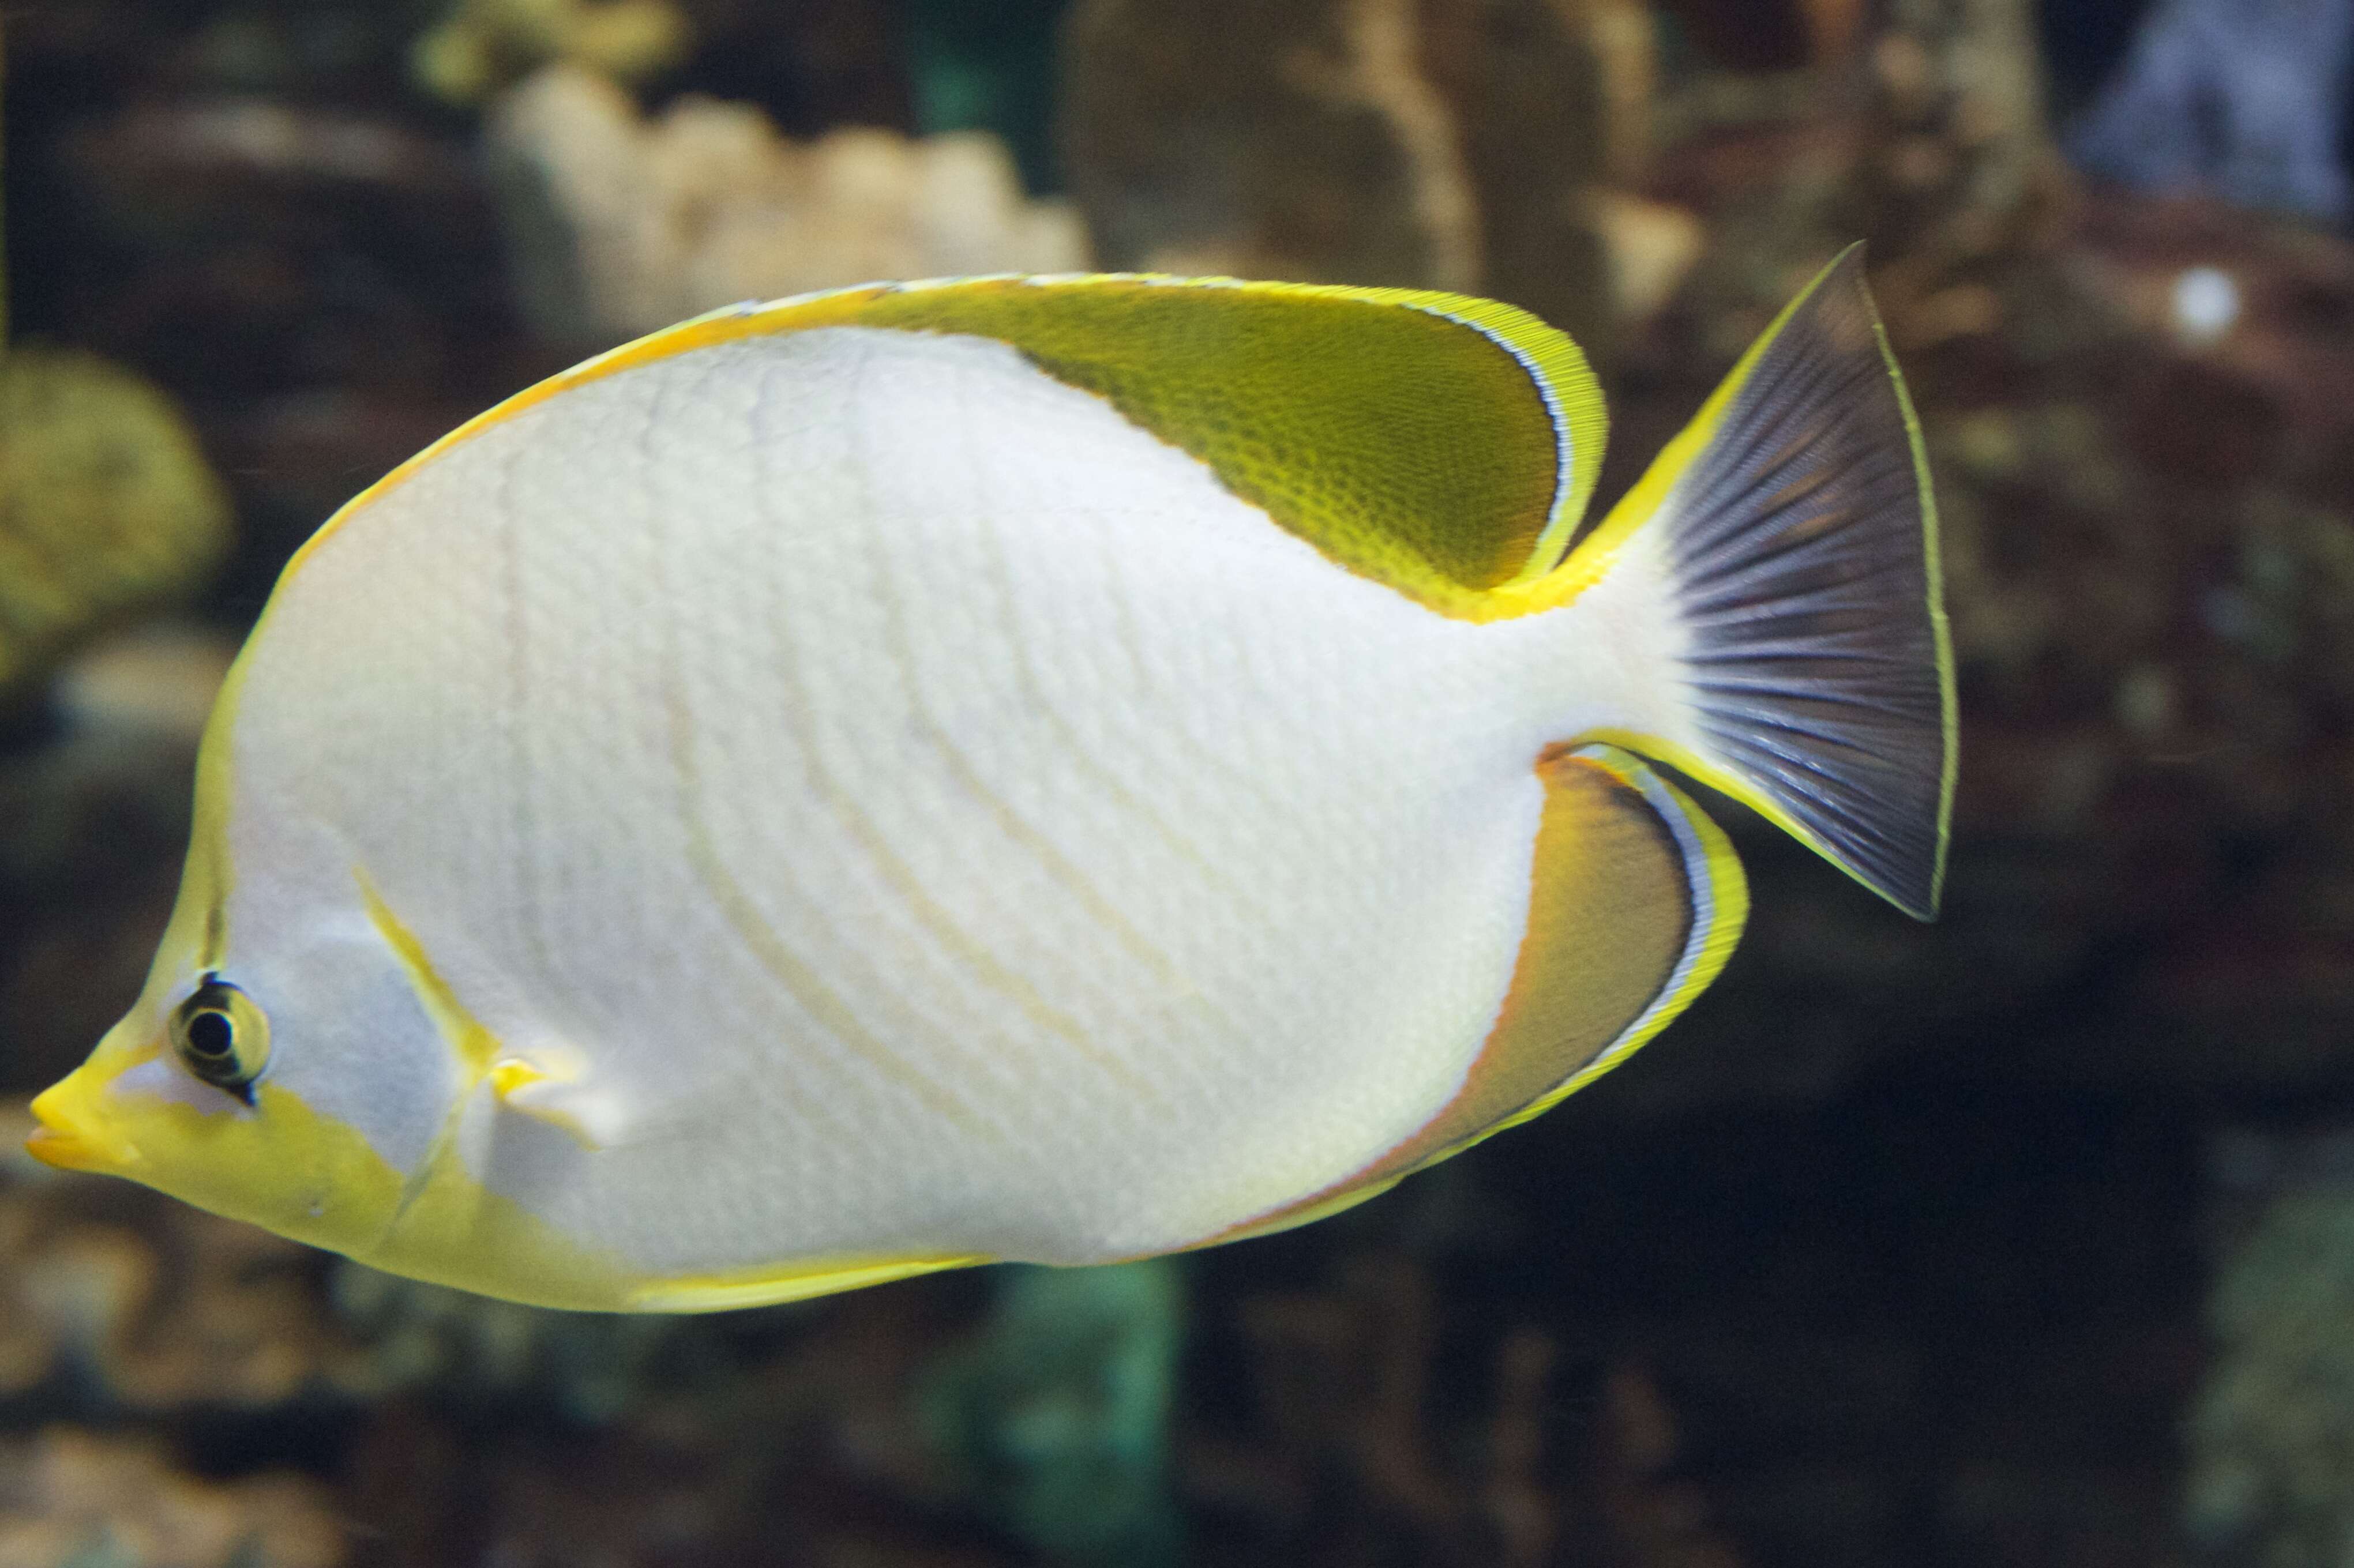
0, 1427, 347, 1568
1654, 0, 2064, 358
47, 625, 237, 745
1062, 0, 1688, 355
1853, 0, 2068, 341
486, 64, 1088, 346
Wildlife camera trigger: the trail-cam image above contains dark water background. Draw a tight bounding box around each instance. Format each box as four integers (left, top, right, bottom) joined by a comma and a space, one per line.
2, 2, 2351, 1565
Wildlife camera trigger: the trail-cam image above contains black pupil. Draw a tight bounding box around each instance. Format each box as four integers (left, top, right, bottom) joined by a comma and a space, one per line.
185, 1009, 235, 1059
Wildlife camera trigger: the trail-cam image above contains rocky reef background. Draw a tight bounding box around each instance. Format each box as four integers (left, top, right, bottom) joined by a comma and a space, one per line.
3, 0, 2353, 1564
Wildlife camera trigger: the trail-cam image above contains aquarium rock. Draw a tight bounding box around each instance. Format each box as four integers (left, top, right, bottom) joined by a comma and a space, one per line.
0, 626, 239, 1096
0, 1117, 352, 1413
485, 64, 1088, 345
1061, 0, 1686, 356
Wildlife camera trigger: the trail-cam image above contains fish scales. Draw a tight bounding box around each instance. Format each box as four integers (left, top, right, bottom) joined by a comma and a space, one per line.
257, 329, 1553, 1266
29, 253, 1954, 1309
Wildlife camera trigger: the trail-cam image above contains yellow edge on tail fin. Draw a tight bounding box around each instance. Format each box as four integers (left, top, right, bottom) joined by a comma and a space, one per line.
1522, 243, 1955, 916
1879, 294, 1960, 916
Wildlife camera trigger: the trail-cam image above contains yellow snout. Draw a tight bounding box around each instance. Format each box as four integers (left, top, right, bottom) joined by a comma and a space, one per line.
25, 1067, 141, 1175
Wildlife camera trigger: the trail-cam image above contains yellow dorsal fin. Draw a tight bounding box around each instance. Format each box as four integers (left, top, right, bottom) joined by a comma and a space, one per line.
306, 275, 1608, 618
795, 276, 1608, 611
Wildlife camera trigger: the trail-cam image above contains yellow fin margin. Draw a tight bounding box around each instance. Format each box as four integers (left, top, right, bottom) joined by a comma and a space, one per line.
281, 273, 1608, 620
1207, 743, 1747, 1245
628, 1255, 987, 1313
1517, 244, 1956, 916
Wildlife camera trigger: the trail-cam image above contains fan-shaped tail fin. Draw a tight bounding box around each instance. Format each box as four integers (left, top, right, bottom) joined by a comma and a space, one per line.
1561, 245, 1955, 918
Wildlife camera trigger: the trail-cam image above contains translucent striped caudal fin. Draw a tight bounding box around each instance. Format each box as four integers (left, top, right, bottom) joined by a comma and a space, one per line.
1579, 245, 1955, 919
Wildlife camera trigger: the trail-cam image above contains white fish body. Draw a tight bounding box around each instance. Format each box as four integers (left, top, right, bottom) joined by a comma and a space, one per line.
31, 254, 1953, 1310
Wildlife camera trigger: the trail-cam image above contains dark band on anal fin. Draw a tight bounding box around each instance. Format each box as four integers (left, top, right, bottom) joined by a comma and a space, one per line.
1209, 744, 1748, 1246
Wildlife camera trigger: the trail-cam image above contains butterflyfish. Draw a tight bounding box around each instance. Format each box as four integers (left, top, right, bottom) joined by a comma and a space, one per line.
27, 246, 1954, 1311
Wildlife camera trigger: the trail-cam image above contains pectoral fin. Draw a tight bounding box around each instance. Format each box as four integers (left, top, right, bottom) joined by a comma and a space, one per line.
370, 272, 1609, 618
490, 1053, 633, 1150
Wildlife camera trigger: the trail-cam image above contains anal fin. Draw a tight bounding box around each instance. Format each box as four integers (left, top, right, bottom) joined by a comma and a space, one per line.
1209, 744, 1747, 1243
628, 1254, 986, 1312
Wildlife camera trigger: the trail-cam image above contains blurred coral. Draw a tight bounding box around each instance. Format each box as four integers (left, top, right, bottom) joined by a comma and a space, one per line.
1853, 0, 2067, 341
485, 64, 1088, 345
1186, 1251, 1748, 1567
0, 626, 235, 1097
921, 1259, 1184, 1567
0, 1427, 347, 1568
0, 1112, 350, 1412
46, 626, 237, 745
1061, 0, 1696, 356
1660, 0, 2065, 363
1, 4, 2352, 1565
0, 353, 230, 709
2184, 1131, 2354, 1566
328, 1262, 682, 1421
415, 0, 693, 106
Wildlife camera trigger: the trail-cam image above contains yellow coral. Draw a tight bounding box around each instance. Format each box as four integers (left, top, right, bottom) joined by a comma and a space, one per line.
414, 0, 694, 106
0, 351, 231, 702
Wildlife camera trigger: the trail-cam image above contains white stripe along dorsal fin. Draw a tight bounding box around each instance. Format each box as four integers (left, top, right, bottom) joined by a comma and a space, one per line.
296, 273, 1609, 619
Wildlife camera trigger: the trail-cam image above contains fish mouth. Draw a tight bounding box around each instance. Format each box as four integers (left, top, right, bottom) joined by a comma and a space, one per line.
24, 1078, 138, 1174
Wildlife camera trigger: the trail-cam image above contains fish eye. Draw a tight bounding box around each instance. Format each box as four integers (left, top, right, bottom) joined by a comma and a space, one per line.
170, 977, 272, 1097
